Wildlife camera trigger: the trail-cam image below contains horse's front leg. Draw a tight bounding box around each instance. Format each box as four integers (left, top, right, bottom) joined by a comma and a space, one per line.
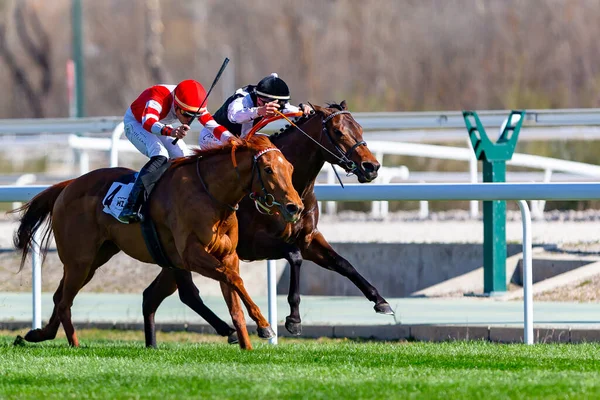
181, 235, 273, 350
301, 231, 393, 315
284, 248, 304, 335
173, 269, 237, 343
142, 269, 236, 348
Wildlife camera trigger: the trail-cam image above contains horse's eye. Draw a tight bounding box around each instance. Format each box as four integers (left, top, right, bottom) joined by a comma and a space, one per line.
264, 166, 274, 175
335, 129, 343, 136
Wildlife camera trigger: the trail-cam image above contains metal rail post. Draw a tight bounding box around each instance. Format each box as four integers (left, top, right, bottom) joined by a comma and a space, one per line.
463, 110, 525, 294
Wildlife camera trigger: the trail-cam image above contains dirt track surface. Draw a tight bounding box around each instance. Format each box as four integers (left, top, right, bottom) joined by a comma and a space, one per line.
1, 210, 599, 301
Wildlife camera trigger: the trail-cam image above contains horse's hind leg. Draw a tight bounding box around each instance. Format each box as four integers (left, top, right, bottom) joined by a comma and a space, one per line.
23, 278, 65, 343
56, 262, 101, 346
22, 265, 96, 346
57, 242, 119, 346
29, 241, 117, 346
142, 270, 178, 348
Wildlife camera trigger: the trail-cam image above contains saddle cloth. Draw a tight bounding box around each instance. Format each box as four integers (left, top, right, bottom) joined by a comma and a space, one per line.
101, 173, 138, 223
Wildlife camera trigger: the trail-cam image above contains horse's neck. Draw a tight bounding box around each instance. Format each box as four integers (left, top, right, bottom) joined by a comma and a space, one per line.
273, 117, 326, 193
196, 152, 249, 207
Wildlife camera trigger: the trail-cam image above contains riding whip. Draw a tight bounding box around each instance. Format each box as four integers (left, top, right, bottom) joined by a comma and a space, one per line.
173, 57, 230, 145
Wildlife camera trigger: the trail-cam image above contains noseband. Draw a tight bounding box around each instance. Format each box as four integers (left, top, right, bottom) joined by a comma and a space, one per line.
247, 147, 284, 215
321, 110, 367, 174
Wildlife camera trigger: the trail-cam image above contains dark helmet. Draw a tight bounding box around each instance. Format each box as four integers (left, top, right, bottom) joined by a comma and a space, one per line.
255, 73, 290, 101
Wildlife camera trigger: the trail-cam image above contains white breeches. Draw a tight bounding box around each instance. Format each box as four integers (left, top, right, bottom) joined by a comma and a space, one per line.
124, 119, 192, 159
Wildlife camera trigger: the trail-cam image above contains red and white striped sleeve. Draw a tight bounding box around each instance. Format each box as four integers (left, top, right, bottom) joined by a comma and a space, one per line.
198, 108, 233, 142
130, 86, 174, 136
142, 99, 174, 136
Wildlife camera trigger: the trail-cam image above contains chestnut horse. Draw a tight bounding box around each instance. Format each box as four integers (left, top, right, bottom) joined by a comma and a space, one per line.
142, 101, 394, 347
12, 135, 303, 350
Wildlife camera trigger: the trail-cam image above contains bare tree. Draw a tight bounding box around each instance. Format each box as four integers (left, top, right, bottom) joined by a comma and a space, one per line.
0, 0, 51, 117
145, 0, 167, 82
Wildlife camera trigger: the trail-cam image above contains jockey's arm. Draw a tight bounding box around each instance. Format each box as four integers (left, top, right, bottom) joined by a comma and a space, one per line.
141, 99, 174, 137
227, 96, 259, 124
281, 103, 300, 114
198, 108, 235, 143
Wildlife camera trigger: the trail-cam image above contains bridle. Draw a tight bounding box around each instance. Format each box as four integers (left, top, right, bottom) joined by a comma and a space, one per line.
274, 109, 367, 177
321, 110, 367, 174
274, 109, 367, 188
196, 146, 285, 215
245, 147, 285, 215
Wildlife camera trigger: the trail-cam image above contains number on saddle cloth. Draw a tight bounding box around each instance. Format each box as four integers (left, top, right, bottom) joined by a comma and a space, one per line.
102, 173, 138, 221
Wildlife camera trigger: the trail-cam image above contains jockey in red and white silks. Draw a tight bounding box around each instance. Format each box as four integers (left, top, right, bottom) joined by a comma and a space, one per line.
124, 81, 236, 158
119, 79, 237, 223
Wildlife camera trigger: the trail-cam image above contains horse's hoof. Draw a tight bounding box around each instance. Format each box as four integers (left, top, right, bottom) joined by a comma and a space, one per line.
374, 302, 394, 315
257, 326, 276, 339
23, 329, 44, 343
227, 331, 239, 345
285, 317, 302, 336
13, 335, 25, 346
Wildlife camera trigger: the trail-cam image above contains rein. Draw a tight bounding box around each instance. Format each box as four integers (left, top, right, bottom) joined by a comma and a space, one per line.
274, 109, 367, 178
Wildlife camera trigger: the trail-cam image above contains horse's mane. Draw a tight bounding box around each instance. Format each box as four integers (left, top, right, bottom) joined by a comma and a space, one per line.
170, 135, 273, 168
270, 102, 344, 140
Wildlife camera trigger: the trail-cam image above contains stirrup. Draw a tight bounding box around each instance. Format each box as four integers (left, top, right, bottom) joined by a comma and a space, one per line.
118, 208, 142, 223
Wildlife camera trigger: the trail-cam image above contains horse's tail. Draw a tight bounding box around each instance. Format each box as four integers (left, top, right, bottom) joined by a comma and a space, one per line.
10, 180, 73, 271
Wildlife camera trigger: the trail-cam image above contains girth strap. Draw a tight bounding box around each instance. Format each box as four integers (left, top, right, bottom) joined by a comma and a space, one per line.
139, 159, 177, 270
140, 202, 177, 270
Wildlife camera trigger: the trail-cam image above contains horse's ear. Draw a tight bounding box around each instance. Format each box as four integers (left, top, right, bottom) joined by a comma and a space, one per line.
311, 103, 326, 114
340, 100, 348, 110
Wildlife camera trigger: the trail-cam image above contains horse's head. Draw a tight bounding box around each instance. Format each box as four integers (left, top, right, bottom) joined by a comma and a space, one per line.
244, 135, 304, 222
314, 101, 380, 183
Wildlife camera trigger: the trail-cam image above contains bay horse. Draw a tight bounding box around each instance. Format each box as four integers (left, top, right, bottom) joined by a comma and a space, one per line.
12, 135, 303, 350
142, 101, 394, 347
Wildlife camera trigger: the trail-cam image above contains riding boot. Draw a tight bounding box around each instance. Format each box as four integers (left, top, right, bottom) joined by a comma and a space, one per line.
118, 155, 168, 223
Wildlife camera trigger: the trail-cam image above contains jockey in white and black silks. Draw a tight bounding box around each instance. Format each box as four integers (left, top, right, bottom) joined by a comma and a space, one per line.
199, 73, 313, 149
119, 79, 236, 223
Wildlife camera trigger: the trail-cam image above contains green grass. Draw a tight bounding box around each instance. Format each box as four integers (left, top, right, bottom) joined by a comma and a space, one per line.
1, 330, 600, 399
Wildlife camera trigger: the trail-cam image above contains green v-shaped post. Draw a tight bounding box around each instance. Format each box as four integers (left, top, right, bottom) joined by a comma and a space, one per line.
463, 110, 526, 294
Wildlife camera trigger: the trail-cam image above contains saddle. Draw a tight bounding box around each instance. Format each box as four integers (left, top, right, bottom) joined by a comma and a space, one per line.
102, 166, 176, 270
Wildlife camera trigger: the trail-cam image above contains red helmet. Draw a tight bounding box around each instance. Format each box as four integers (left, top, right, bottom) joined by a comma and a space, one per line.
174, 80, 207, 112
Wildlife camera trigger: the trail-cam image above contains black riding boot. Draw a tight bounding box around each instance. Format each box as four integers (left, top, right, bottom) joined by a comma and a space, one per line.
118, 155, 168, 223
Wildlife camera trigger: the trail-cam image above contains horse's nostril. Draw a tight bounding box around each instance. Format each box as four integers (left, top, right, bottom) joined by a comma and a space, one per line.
286, 203, 300, 215
362, 161, 379, 173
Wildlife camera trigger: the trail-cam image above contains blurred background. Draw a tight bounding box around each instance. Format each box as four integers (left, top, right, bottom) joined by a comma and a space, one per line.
2, 0, 600, 118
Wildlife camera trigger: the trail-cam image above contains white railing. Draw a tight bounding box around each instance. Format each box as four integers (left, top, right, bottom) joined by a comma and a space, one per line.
59, 123, 600, 220
6, 182, 600, 345
6, 108, 600, 135
324, 140, 600, 219
4, 110, 600, 219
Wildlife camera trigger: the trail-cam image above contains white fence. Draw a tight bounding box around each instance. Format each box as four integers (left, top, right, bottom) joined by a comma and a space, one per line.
5, 182, 600, 345
4, 110, 600, 219
56, 118, 600, 220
